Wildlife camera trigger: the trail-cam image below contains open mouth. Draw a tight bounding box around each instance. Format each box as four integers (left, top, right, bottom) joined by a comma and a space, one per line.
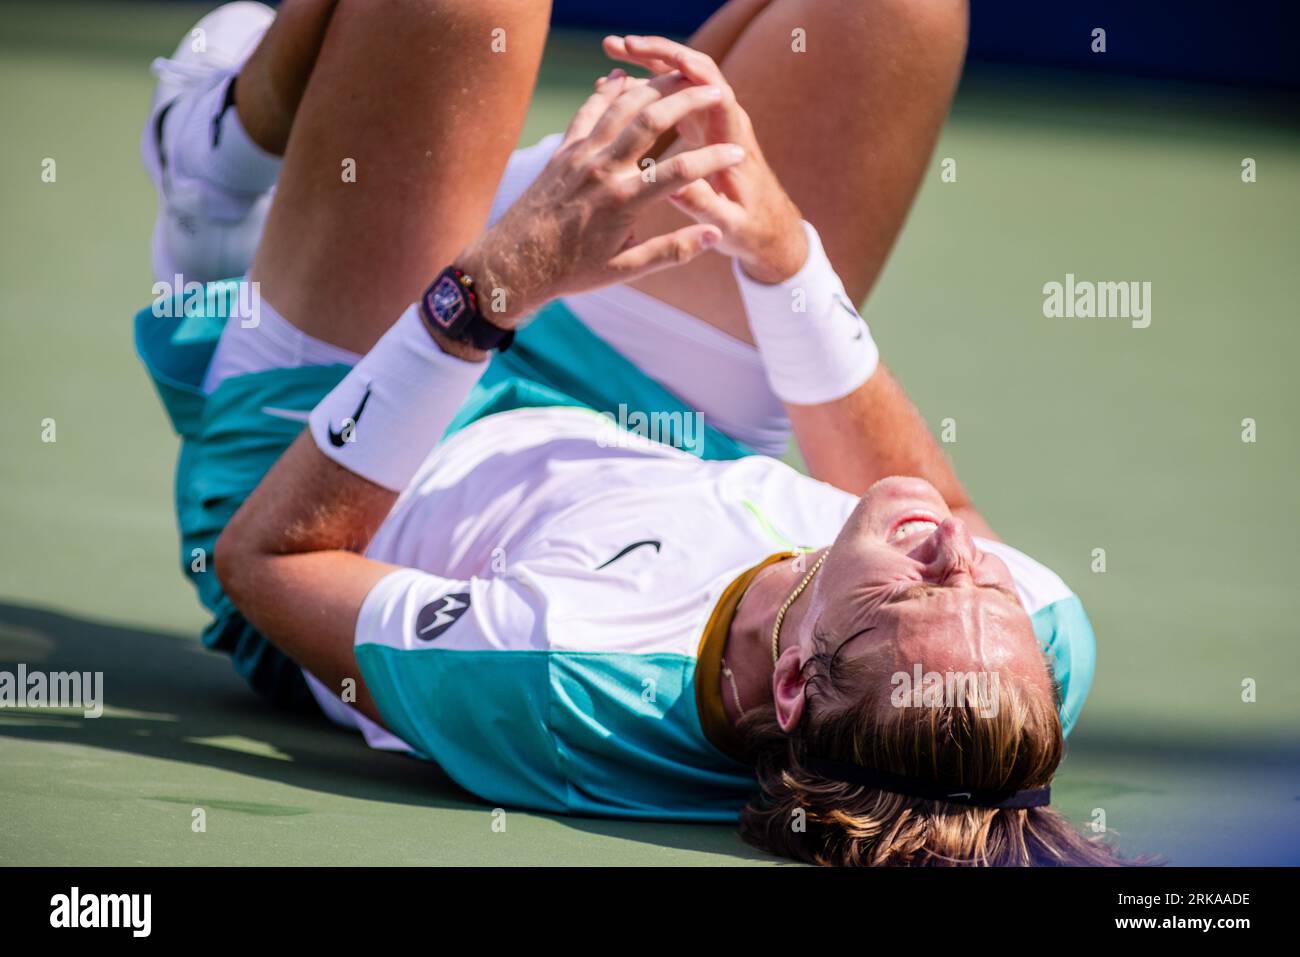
887, 514, 940, 543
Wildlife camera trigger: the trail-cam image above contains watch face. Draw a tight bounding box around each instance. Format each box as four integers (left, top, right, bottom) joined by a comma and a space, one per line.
426, 274, 467, 330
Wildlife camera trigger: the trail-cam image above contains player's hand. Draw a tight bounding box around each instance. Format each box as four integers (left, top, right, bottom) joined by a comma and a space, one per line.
458, 69, 747, 325
602, 34, 808, 284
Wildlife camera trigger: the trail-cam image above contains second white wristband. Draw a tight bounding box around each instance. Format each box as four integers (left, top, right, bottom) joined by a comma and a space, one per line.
733, 220, 879, 406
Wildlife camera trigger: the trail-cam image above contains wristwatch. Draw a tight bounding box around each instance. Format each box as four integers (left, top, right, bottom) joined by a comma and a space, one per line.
418, 266, 514, 352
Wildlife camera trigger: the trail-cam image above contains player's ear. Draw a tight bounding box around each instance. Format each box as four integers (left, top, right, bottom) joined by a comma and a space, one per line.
773, 646, 808, 733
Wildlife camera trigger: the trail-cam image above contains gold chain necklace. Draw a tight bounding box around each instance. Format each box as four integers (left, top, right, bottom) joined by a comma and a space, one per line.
720, 658, 744, 713
770, 552, 827, 665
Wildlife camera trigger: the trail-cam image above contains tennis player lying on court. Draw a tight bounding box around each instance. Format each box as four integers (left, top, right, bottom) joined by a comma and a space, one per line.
136, 0, 1113, 865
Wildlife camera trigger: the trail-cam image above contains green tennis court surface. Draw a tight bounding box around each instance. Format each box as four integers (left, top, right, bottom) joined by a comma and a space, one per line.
2, 2, 1298, 865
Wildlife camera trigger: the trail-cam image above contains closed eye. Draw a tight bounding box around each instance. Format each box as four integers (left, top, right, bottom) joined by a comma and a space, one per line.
982, 582, 1021, 603
890, 581, 1021, 604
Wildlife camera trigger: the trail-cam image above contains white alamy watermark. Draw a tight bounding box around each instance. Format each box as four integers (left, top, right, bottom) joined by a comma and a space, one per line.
597, 403, 705, 456
1042, 273, 1151, 329
50, 887, 151, 937
0, 664, 103, 718
891, 666, 1000, 718
152, 275, 261, 329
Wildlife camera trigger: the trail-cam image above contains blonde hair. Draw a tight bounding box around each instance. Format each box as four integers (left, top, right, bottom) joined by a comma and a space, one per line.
738, 647, 1131, 866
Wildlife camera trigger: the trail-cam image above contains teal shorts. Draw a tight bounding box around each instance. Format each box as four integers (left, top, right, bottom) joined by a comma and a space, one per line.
135, 281, 755, 709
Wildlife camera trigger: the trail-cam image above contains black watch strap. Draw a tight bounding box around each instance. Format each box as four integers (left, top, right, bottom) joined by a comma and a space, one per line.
419, 267, 515, 352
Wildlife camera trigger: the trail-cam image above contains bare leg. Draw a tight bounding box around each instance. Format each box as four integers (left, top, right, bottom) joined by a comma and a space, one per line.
222, 0, 549, 699
248, 0, 551, 354
685, 0, 778, 60
233, 0, 340, 156
627, 0, 969, 344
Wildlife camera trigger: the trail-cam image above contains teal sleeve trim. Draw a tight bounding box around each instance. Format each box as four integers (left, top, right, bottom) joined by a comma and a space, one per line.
1030, 595, 1097, 738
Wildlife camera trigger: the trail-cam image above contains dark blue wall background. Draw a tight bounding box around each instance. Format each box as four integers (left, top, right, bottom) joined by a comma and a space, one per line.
551, 1, 1300, 90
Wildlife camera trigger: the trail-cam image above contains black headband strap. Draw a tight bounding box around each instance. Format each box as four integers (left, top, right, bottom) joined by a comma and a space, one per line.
804, 757, 1051, 809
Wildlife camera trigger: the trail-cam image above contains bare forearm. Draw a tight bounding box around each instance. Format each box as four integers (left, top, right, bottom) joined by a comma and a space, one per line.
219, 433, 396, 560
215, 435, 399, 638
786, 364, 998, 539
214, 435, 399, 723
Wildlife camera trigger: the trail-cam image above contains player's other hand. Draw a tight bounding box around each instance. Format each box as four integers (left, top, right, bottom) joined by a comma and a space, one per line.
459, 69, 747, 324
603, 34, 808, 285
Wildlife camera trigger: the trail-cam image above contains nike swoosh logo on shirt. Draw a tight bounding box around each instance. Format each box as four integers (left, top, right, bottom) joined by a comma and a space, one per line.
595, 539, 662, 570
328, 386, 371, 447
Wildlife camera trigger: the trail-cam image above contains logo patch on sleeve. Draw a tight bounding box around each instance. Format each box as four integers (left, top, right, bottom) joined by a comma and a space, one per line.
415, 593, 471, 641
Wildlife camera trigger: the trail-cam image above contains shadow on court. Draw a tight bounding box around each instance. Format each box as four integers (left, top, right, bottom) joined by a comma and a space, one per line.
0, 602, 480, 810
0, 601, 771, 863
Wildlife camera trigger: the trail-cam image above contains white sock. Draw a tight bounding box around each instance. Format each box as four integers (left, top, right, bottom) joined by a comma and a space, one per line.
167, 74, 281, 199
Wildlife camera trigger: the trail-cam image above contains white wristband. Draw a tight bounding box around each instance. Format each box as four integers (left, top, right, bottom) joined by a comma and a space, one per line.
733, 220, 879, 406
308, 303, 488, 492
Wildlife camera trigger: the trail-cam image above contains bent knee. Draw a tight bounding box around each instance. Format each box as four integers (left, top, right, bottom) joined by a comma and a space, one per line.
790, 0, 968, 67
